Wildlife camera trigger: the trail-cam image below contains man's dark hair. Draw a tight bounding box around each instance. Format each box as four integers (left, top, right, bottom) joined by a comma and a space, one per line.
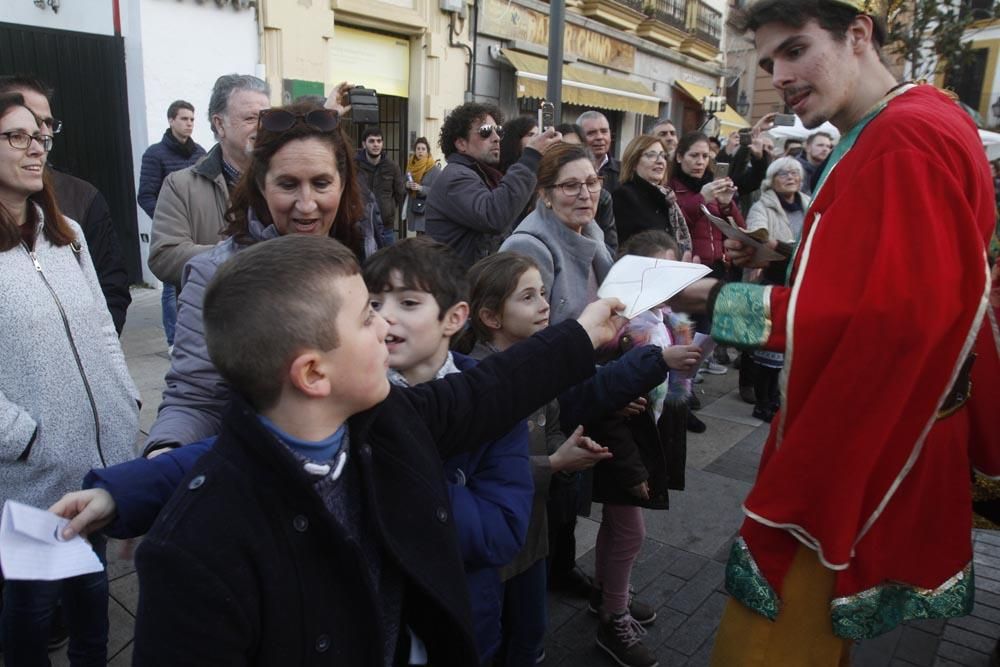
708, 137, 722, 150
203, 234, 361, 411
555, 123, 584, 141
0, 74, 54, 101
807, 131, 834, 145
167, 100, 194, 120
362, 126, 383, 142
729, 0, 887, 48
363, 237, 468, 320
439, 102, 503, 157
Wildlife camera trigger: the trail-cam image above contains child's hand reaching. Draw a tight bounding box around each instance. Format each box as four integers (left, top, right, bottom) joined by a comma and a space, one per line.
48, 488, 118, 540
550, 426, 613, 473
614, 397, 647, 418
662, 344, 702, 373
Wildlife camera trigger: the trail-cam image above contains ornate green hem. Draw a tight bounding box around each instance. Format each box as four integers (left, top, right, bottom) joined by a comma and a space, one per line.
830, 563, 974, 640
724, 538, 780, 621
712, 284, 771, 347
725, 538, 975, 641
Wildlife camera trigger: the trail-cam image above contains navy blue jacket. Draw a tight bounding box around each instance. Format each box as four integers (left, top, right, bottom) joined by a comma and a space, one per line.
445, 354, 532, 663
137, 130, 207, 218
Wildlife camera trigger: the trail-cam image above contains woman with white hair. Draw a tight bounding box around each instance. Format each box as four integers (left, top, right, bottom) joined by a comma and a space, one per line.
745, 156, 810, 243
743, 157, 811, 423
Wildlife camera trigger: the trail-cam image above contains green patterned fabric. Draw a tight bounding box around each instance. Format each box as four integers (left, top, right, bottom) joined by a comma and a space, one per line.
712, 284, 772, 347
830, 564, 974, 640
725, 538, 780, 620
726, 538, 974, 640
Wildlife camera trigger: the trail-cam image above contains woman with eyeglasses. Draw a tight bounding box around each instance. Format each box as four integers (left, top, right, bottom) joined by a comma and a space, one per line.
743, 157, 810, 422
499, 142, 613, 326
142, 100, 364, 455
612, 135, 693, 253
0, 93, 140, 663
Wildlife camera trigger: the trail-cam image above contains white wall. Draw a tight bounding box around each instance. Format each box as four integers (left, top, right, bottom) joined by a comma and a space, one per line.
121, 0, 259, 283
0, 0, 115, 36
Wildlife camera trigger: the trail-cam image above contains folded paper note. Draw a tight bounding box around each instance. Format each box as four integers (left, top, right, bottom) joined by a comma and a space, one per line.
700, 205, 786, 262
598, 255, 711, 319
0, 500, 104, 581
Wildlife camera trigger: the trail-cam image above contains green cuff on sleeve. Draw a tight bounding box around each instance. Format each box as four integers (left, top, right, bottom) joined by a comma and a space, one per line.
711, 283, 772, 347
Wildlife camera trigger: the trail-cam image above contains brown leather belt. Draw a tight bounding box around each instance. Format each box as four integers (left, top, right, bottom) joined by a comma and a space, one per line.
937, 354, 976, 419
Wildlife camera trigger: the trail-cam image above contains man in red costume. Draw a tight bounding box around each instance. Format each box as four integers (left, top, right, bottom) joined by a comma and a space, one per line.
673, 1, 1000, 664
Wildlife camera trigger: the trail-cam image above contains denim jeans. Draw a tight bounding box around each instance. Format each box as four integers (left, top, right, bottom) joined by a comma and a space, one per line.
0, 536, 109, 666
500, 558, 547, 667
161, 282, 177, 347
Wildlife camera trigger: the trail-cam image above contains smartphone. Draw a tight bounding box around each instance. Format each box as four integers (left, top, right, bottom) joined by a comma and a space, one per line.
714, 162, 730, 180
773, 113, 796, 126
739, 129, 752, 147
538, 101, 555, 132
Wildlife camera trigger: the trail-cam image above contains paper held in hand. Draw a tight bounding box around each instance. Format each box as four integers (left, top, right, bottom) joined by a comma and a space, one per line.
699, 205, 785, 262
598, 255, 711, 319
0, 500, 104, 581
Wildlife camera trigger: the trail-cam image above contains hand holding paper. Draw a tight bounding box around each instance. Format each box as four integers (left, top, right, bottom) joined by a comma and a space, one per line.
598, 255, 711, 319
700, 205, 785, 263
0, 500, 104, 581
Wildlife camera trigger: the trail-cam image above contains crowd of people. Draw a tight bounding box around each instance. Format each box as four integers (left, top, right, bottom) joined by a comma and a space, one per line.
1, 0, 999, 666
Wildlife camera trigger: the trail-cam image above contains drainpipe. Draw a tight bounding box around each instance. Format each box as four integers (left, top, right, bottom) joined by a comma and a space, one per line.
450, 9, 475, 101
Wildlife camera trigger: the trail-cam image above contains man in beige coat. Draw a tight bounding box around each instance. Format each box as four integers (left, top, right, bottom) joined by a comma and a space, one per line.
148, 74, 269, 289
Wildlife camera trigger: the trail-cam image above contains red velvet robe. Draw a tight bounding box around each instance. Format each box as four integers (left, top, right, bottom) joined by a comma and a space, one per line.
712, 85, 1000, 634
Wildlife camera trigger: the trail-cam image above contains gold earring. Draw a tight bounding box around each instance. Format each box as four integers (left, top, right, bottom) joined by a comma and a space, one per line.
544, 201, 552, 208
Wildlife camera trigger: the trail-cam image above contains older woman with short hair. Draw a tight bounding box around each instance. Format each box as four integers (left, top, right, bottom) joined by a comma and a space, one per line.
745, 156, 810, 244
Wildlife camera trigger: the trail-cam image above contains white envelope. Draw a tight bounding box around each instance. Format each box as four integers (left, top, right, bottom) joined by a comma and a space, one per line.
598, 255, 711, 319
0, 500, 104, 581
700, 205, 786, 262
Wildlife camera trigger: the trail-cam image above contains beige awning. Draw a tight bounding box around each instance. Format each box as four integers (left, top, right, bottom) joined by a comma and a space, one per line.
674, 80, 750, 135
502, 49, 660, 117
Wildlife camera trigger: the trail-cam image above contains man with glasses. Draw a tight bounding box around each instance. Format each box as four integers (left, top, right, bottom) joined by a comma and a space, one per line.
0, 75, 131, 335
426, 102, 560, 267
148, 74, 270, 292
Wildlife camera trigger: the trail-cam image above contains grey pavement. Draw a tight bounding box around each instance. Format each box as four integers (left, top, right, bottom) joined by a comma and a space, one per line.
31, 287, 1000, 666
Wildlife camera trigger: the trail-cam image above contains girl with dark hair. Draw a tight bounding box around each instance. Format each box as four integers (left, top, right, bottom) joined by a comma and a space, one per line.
465, 252, 611, 666
403, 136, 441, 234
0, 93, 140, 663
144, 101, 367, 454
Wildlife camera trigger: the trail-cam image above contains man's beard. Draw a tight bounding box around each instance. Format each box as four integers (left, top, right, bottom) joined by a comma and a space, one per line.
367, 150, 382, 161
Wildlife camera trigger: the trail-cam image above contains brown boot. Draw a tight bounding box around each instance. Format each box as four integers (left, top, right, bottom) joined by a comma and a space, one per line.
596, 611, 658, 667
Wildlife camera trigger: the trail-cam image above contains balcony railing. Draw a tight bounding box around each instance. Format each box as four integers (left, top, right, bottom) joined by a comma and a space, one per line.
618, 0, 646, 12
689, 1, 721, 48
644, 0, 687, 30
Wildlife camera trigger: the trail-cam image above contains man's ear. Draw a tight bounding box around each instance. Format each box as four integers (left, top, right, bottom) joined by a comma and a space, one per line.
479, 307, 502, 332
847, 14, 874, 53
441, 301, 470, 337
211, 114, 224, 137
288, 351, 333, 399
454, 136, 469, 155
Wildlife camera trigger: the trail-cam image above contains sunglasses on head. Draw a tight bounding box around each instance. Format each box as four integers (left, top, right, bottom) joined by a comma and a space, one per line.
258, 108, 340, 133
477, 124, 504, 139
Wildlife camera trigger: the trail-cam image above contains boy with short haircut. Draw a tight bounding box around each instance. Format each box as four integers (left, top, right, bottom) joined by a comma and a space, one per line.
363, 238, 533, 663
52, 234, 624, 665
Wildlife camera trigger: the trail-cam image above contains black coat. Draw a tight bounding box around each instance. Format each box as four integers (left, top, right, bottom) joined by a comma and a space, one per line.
612, 176, 672, 247
599, 156, 622, 194
132, 321, 595, 666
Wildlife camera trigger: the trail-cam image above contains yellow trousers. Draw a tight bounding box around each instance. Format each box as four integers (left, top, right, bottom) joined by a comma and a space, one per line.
710, 545, 853, 666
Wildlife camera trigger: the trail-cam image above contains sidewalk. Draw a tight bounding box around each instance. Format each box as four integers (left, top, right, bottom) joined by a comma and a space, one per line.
34, 287, 1000, 666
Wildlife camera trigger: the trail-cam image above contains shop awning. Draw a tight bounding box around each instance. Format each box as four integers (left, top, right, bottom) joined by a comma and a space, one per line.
674, 81, 750, 135
501, 49, 661, 117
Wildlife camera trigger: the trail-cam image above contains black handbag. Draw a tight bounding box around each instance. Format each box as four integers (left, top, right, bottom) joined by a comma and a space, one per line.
410, 195, 426, 215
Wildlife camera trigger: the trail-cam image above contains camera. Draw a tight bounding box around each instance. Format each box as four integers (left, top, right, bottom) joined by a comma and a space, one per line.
348, 86, 380, 125
739, 129, 752, 147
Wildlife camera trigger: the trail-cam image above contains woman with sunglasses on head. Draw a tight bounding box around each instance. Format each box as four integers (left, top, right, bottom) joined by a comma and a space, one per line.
0, 93, 140, 664
612, 135, 693, 253
142, 100, 365, 456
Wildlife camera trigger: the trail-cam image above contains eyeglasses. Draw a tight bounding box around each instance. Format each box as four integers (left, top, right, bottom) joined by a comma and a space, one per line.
41, 118, 62, 134
641, 151, 668, 161
1, 131, 53, 152
774, 169, 800, 178
258, 108, 340, 133
476, 124, 504, 139
553, 176, 603, 197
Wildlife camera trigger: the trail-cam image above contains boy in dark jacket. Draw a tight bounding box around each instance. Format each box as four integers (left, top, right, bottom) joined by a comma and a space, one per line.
364, 238, 532, 664
50, 234, 626, 665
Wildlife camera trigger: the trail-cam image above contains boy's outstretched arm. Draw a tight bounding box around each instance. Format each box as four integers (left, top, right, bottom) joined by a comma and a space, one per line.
405, 299, 626, 460
49, 439, 213, 539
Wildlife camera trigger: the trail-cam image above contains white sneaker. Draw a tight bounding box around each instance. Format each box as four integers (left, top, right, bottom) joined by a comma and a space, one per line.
700, 359, 728, 375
